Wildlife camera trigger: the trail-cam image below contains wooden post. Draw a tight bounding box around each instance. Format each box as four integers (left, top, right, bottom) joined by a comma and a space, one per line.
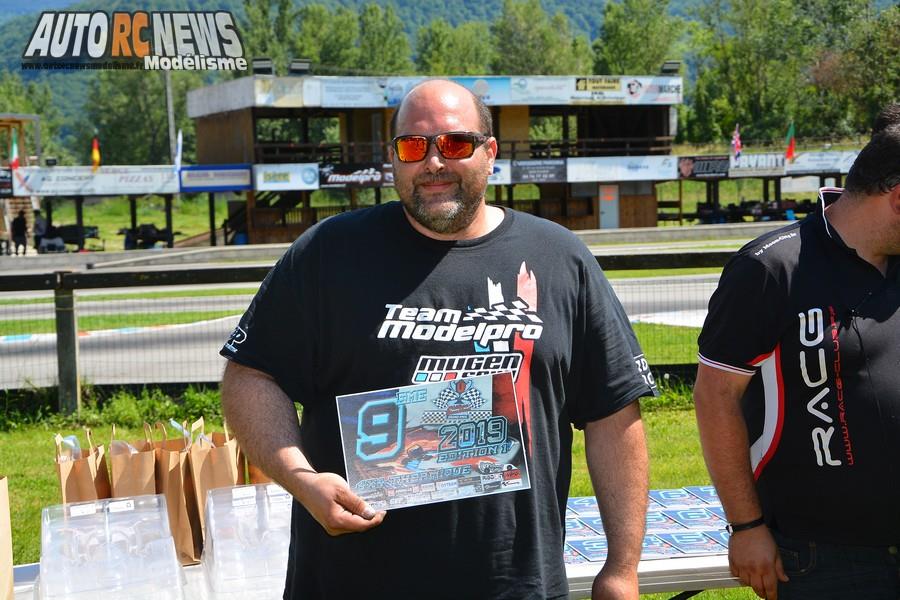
208, 192, 217, 246
54, 280, 80, 413
165, 194, 174, 248
75, 196, 85, 251
129, 196, 137, 230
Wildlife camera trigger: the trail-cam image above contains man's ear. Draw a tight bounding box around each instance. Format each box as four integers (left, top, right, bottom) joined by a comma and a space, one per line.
889, 184, 900, 216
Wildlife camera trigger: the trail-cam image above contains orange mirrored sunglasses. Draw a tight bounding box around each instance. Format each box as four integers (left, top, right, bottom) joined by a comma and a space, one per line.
392, 131, 490, 162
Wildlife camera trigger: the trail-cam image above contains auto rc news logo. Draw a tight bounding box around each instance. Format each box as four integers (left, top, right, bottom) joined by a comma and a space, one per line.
21, 11, 247, 71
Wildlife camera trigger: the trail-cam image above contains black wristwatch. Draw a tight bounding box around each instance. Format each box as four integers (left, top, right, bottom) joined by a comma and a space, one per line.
725, 516, 765, 535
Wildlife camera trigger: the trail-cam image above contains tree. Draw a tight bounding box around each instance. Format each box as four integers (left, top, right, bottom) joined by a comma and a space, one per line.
241, 0, 294, 75
356, 4, 414, 75
78, 70, 199, 165
291, 4, 360, 75
490, 0, 591, 75
0, 71, 69, 164
681, 0, 812, 143
416, 19, 492, 75
593, 0, 684, 75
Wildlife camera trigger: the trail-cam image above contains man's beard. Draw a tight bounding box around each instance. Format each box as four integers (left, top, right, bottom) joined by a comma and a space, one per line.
400, 172, 485, 235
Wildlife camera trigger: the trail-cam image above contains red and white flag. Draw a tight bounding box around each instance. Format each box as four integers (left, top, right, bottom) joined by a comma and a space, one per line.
731, 123, 742, 161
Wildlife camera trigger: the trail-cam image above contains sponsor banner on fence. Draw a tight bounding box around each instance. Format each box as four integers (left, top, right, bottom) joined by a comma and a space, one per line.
318, 76, 680, 108
253, 163, 319, 191
678, 155, 730, 179
320, 163, 386, 188
490, 159, 512, 185
511, 159, 567, 184
0, 169, 11, 197
180, 164, 252, 192
509, 76, 682, 105
567, 156, 677, 182
729, 153, 786, 178
786, 151, 859, 175
12, 166, 179, 196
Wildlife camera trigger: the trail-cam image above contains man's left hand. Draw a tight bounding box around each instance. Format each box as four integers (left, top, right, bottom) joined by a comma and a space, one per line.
592, 563, 639, 600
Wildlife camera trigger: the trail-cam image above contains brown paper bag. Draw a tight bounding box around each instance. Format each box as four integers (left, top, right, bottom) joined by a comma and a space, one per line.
153, 421, 202, 565
54, 428, 112, 504
109, 424, 156, 498
190, 418, 242, 540
245, 455, 272, 485
1, 476, 12, 600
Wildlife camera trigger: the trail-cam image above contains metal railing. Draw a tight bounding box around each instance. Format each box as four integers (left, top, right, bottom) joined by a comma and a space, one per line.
0, 250, 732, 412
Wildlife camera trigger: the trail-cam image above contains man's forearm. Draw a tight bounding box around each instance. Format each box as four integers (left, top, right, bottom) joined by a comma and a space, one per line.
693, 365, 762, 523
585, 401, 648, 569
221, 360, 315, 499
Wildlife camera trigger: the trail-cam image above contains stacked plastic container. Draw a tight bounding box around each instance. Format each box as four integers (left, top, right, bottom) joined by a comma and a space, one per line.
38, 494, 183, 600
201, 483, 292, 599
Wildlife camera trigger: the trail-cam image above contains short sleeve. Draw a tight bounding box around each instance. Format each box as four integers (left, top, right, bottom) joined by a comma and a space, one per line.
220, 234, 318, 402
698, 255, 785, 375
568, 258, 658, 429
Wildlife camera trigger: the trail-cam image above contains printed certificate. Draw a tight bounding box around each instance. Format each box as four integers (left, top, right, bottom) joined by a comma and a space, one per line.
337, 372, 530, 511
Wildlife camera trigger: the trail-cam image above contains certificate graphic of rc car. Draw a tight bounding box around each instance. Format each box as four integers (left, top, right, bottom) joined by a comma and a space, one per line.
336, 371, 530, 511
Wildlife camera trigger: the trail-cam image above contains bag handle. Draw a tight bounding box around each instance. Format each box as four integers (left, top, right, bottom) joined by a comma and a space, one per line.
143, 422, 154, 445
84, 427, 98, 453
154, 421, 168, 441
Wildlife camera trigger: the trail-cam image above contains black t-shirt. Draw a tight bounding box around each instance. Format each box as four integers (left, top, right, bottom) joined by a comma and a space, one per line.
222, 202, 656, 599
698, 188, 900, 546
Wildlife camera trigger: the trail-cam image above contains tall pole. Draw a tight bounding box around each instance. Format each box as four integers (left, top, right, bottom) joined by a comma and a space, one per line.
165, 70, 176, 162
164, 70, 179, 248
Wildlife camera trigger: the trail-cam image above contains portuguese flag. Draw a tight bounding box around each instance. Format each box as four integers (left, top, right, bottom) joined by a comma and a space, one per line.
785, 122, 796, 162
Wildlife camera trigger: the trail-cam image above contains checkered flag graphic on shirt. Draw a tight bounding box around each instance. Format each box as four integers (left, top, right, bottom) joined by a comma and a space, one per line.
462, 298, 542, 324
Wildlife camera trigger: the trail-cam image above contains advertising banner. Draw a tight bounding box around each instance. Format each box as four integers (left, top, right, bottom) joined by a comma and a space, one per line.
567, 156, 677, 182
253, 163, 319, 191
511, 159, 567, 184
489, 159, 512, 185
729, 153, 786, 178
785, 151, 859, 175
13, 166, 179, 196
0, 169, 11, 197
180, 165, 252, 192
677, 155, 730, 179
509, 76, 682, 106
337, 372, 530, 511
320, 163, 386, 188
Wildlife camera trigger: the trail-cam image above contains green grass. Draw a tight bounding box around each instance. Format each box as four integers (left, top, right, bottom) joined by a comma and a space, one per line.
632, 323, 700, 365
0, 311, 241, 336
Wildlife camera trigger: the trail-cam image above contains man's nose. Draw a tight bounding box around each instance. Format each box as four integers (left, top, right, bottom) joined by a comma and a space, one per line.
422, 142, 445, 173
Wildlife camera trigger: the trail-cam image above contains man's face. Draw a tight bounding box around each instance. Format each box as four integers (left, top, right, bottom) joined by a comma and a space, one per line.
390, 84, 496, 236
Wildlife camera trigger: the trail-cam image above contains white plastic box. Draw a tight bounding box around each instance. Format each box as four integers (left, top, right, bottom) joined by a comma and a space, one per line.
38, 494, 183, 600
201, 483, 292, 599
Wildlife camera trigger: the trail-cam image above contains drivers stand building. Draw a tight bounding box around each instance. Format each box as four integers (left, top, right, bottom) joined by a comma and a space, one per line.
187, 74, 683, 244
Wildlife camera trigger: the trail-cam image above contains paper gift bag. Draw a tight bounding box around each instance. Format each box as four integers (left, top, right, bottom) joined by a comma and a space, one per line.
153, 421, 202, 565
190, 417, 242, 539
109, 423, 156, 498
245, 455, 272, 485
54, 428, 112, 504
1, 476, 12, 600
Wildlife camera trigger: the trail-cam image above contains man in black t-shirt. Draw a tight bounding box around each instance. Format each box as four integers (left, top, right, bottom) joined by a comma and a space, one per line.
220, 79, 656, 600
694, 105, 900, 600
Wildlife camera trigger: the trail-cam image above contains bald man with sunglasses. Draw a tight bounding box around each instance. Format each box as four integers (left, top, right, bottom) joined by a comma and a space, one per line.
221, 79, 655, 600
